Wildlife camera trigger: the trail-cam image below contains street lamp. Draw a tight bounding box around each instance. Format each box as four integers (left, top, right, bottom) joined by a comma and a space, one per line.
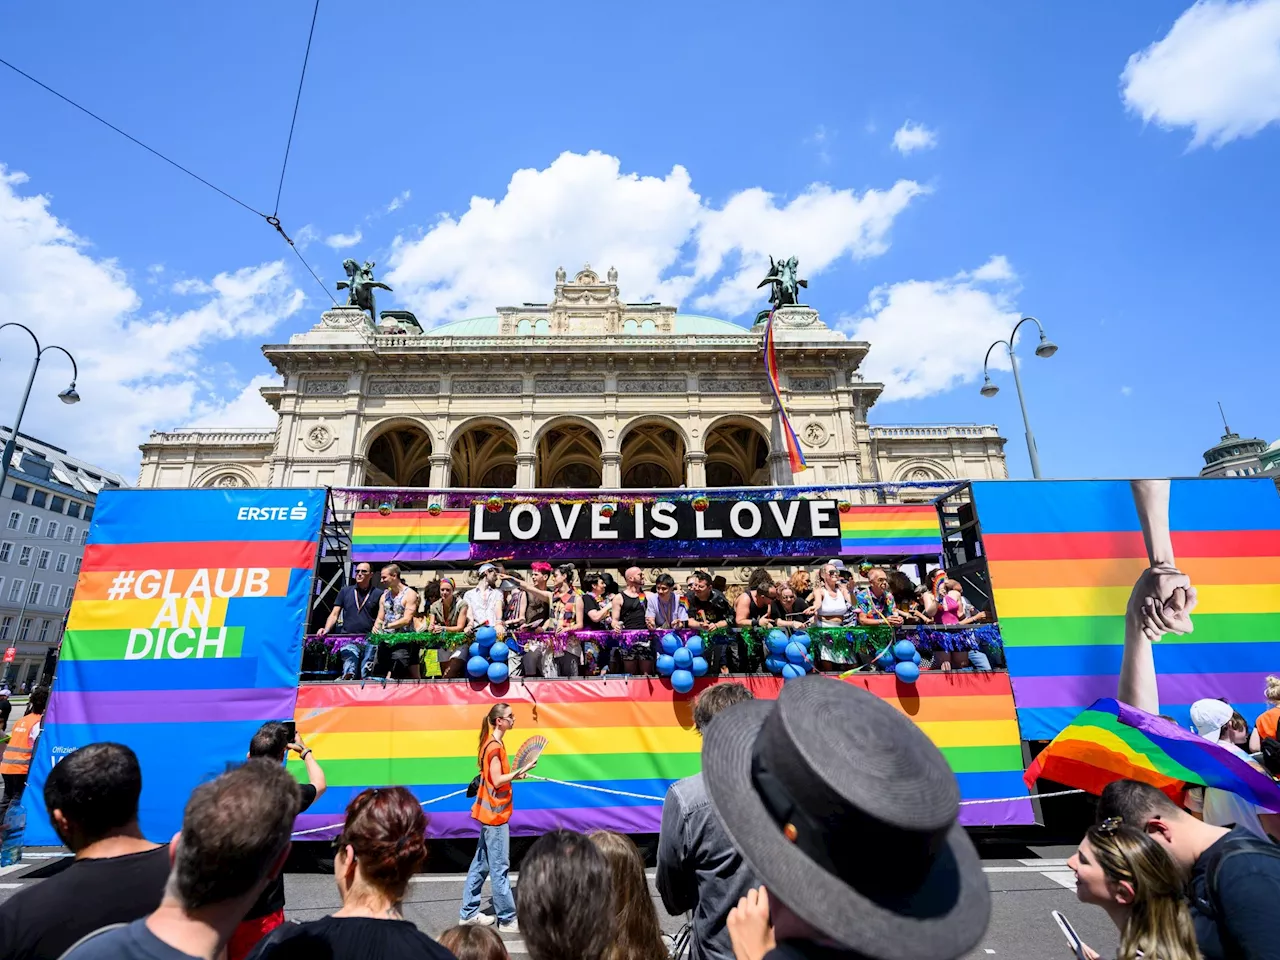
981, 317, 1057, 479
0, 323, 80, 496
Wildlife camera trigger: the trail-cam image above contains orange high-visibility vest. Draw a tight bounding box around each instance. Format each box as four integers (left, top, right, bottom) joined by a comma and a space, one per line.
1, 713, 41, 775
471, 739, 512, 826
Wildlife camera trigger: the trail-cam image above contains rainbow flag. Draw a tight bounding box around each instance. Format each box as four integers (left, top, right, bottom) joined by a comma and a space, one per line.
351, 509, 471, 563
289, 672, 1032, 838
840, 504, 942, 556
974, 478, 1280, 741
1025, 698, 1280, 811
763, 311, 807, 474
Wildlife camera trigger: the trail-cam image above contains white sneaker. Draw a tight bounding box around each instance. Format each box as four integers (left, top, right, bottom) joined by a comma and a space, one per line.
460, 914, 496, 926
497, 920, 520, 934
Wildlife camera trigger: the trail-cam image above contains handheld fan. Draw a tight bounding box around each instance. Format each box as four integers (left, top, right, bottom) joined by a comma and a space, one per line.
514, 735, 548, 771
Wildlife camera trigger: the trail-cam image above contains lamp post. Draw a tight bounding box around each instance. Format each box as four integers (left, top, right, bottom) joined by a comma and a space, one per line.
980, 317, 1057, 479
0, 323, 80, 497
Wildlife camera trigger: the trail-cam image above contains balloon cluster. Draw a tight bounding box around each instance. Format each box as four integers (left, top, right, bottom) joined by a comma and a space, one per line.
656, 633, 708, 695
763, 628, 814, 682
874, 638, 922, 684
467, 626, 510, 685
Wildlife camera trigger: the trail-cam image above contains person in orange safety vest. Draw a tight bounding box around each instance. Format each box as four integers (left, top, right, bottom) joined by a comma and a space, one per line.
1, 685, 49, 814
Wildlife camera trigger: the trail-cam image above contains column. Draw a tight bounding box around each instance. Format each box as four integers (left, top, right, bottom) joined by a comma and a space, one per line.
515, 453, 537, 489
769, 410, 794, 486
601, 452, 622, 489
428, 454, 452, 489
684, 451, 707, 488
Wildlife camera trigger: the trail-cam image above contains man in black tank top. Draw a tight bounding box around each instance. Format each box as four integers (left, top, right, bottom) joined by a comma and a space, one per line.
611, 566, 654, 675
731, 568, 776, 675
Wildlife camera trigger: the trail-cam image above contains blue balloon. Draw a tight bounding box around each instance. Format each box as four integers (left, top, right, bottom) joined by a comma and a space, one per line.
671, 669, 695, 694
791, 632, 811, 649
656, 654, 676, 677
781, 663, 804, 681
684, 635, 705, 657
911, 650, 922, 666
673, 646, 693, 670
766, 629, 789, 655
893, 640, 917, 661
784, 641, 808, 665
874, 651, 896, 672
487, 661, 510, 684
475, 625, 498, 645
489, 641, 510, 662
691, 656, 709, 677
661, 632, 682, 655
467, 655, 490, 678
469, 642, 481, 658
894, 660, 920, 684
764, 656, 783, 674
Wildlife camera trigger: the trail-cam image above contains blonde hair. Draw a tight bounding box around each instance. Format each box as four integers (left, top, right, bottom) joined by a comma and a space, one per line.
1266, 675, 1280, 704
1086, 820, 1201, 960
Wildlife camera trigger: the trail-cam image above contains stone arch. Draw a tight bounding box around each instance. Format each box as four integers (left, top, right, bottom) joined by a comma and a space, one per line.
362, 418, 434, 486
892, 459, 952, 483
196, 465, 257, 488
618, 416, 688, 488
535, 417, 603, 488
704, 416, 771, 487
448, 418, 518, 488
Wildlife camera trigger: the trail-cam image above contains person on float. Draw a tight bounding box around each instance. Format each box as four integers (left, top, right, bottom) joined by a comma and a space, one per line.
459, 704, 538, 933
612, 566, 654, 675
769, 584, 810, 630
543, 564, 585, 677
371, 564, 420, 681
316, 562, 385, 682
809, 563, 853, 672
646, 574, 689, 631
427, 577, 469, 679
788, 570, 813, 607
582, 573, 614, 674
732, 569, 775, 676
686, 571, 734, 676
512, 562, 554, 677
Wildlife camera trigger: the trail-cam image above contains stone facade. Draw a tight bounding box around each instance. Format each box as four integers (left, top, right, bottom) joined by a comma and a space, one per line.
138, 267, 1008, 497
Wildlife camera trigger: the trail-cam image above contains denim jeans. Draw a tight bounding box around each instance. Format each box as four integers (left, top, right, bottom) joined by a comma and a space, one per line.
967, 650, 992, 671
339, 641, 379, 679
460, 823, 516, 923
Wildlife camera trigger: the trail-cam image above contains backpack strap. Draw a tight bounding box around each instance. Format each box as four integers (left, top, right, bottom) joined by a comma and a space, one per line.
56, 923, 128, 959
1204, 832, 1280, 956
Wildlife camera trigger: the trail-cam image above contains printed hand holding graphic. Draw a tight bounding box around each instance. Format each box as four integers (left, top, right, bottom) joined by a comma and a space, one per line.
1127, 564, 1197, 642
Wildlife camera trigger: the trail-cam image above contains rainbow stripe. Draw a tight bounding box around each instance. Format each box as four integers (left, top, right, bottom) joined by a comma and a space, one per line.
840, 504, 942, 556
351, 510, 471, 562
289, 672, 1032, 838
764, 312, 807, 474
1025, 698, 1280, 811
973, 478, 1280, 741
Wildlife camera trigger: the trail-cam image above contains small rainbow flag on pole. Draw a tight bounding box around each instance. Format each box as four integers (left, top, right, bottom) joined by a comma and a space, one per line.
763, 310, 807, 474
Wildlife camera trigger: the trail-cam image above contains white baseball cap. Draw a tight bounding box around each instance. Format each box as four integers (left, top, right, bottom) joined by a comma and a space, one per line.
1189, 699, 1234, 739
477, 563, 497, 574
827, 559, 846, 569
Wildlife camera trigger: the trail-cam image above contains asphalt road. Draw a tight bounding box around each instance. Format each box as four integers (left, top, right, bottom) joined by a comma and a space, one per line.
0, 841, 1117, 960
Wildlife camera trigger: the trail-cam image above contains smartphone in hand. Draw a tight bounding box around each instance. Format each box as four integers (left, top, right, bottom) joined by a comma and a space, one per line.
1051, 910, 1086, 960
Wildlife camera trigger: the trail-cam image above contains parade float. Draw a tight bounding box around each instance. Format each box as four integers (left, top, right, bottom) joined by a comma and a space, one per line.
22, 475, 1280, 845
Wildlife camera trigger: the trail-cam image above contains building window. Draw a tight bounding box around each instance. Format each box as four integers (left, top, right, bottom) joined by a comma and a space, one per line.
63, 526, 74, 542
73, 557, 82, 574
31, 490, 46, 508
26, 517, 39, 535
0, 617, 10, 641
36, 620, 50, 643
18, 546, 31, 566
6, 511, 18, 530
18, 618, 31, 641
84, 506, 94, 521
65, 587, 74, 608
27, 582, 41, 605
46, 521, 58, 539
0, 543, 9, 563
10, 484, 29, 503
37, 549, 49, 570
56, 553, 67, 573
50, 496, 65, 513
81, 530, 89, 545
67, 502, 80, 519
8, 580, 23, 602
47, 585, 60, 607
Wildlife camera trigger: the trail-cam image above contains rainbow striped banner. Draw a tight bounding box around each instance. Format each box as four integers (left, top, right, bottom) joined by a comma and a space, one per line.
764, 311, 808, 474
289, 672, 1032, 838
973, 478, 1280, 741
26, 488, 325, 844
351, 509, 471, 563
840, 504, 942, 556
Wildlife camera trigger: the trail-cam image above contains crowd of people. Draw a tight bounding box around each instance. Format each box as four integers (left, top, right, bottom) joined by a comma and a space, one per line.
314, 559, 996, 681
0, 674, 1278, 959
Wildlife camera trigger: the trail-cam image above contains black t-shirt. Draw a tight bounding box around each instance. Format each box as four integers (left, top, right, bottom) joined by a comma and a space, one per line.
0, 845, 171, 960
0, 699, 11, 728
582, 594, 608, 626
335, 585, 384, 635
246, 916, 456, 960
245, 783, 318, 920
686, 589, 733, 626
771, 601, 811, 624
1190, 826, 1280, 960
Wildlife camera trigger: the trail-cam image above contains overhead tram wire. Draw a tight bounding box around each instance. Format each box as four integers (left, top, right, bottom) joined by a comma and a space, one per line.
272, 0, 321, 220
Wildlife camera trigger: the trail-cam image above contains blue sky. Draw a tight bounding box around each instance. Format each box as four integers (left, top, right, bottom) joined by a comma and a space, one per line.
2, 1, 1277, 479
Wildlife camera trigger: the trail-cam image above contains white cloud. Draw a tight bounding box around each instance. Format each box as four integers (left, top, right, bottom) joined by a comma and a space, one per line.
837, 257, 1021, 400
1121, 0, 1280, 147
0, 164, 304, 475
294, 223, 320, 249
386, 190, 411, 213
187, 374, 280, 429
170, 277, 213, 295
805, 125, 834, 164
387, 150, 925, 324
892, 121, 938, 155
1121, 385, 1134, 396
324, 229, 363, 250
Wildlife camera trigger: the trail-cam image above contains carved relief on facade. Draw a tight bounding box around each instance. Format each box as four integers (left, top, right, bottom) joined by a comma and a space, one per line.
532, 377, 605, 394
802, 421, 830, 448
453, 378, 523, 395
302, 424, 336, 453
790, 375, 831, 392
698, 376, 769, 394
617, 377, 687, 394
304, 379, 347, 395
367, 378, 441, 397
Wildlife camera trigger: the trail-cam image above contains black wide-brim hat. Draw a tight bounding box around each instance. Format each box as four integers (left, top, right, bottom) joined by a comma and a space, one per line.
701, 675, 990, 960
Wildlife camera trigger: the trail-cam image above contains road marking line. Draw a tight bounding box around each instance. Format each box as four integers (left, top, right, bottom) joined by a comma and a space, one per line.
1017, 858, 1069, 866
1041, 871, 1078, 890
983, 866, 1072, 873
0, 882, 22, 889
